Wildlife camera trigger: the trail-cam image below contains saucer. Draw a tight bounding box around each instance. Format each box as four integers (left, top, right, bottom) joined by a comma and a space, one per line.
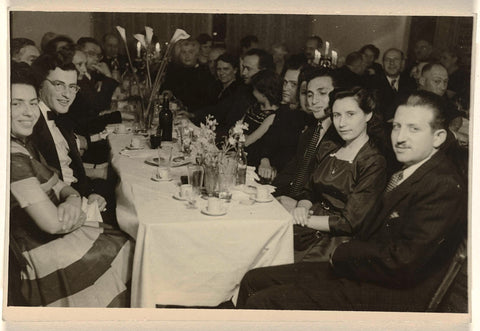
145, 156, 191, 167
254, 196, 274, 203
151, 175, 172, 182
126, 145, 144, 150
201, 207, 227, 216
172, 193, 187, 201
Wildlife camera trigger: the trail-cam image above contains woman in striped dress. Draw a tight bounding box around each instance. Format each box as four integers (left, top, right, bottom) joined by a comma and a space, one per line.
9, 63, 133, 307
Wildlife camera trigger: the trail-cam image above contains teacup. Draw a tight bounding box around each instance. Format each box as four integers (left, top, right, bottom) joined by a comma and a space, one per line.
207, 197, 223, 214
116, 123, 127, 134
256, 186, 270, 200
180, 184, 193, 198
157, 167, 169, 180
131, 136, 142, 148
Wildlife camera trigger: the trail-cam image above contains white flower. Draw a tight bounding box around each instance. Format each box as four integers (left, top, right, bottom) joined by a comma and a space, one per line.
145, 26, 154, 45
134, 34, 147, 48
238, 134, 246, 143
228, 137, 236, 146
116, 26, 127, 43
171, 29, 191, 43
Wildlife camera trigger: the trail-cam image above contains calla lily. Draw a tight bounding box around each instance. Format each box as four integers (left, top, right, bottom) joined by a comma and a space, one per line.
170, 29, 190, 43
145, 26, 154, 45
116, 26, 127, 43
133, 34, 147, 48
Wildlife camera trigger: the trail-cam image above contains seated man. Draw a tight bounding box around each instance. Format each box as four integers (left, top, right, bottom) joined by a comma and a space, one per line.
237, 90, 467, 311
30, 50, 118, 226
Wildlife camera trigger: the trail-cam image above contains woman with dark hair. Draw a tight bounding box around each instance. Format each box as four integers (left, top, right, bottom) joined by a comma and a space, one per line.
292, 87, 387, 262
244, 70, 304, 172
8, 62, 133, 307
215, 53, 241, 101
360, 44, 383, 76
43, 35, 75, 55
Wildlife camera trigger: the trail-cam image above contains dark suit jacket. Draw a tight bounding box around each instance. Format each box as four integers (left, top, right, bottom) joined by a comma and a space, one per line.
272, 121, 342, 197
31, 112, 94, 197
367, 71, 416, 121
332, 151, 467, 289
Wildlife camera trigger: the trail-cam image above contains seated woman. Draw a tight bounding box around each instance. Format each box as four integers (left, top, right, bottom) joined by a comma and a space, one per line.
9, 63, 133, 307
292, 87, 387, 262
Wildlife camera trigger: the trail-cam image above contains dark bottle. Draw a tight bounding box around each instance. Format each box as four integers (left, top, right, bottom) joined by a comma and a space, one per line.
236, 142, 248, 185
158, 95, 173, 141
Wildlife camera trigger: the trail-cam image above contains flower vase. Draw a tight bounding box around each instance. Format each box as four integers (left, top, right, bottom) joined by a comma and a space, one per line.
217, 153, 237, 199
203, 164, 219, 196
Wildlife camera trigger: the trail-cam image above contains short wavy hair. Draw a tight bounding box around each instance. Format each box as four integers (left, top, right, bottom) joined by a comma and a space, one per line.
250, 70, 283, 107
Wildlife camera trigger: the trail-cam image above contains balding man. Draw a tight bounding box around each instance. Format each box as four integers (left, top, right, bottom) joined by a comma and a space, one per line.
367, 48, 416, 121
334, 51, 367, 89
11, 38, 40, 66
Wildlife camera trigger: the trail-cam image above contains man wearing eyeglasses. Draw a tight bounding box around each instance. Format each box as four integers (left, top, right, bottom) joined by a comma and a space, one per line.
30, 50, 113, 224
367, 48, 416, 122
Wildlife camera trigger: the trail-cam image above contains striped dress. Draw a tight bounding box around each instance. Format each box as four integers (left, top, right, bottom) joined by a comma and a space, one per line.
9, 140, 133, 307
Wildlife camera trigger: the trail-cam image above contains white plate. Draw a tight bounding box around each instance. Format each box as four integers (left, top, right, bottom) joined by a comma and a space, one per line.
145, 156, 191, 167
151, 176, 172, 182
125, 145, 144, 150
254, 196, 274, 203
201, 207, 227, 216
172, 193, 188, 201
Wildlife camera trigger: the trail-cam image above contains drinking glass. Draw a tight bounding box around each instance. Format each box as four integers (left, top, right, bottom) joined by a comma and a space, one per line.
188, 164, 204, 196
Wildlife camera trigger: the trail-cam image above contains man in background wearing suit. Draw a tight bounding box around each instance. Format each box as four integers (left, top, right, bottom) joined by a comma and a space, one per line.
30, 51, 116, 225
237, 90, 466, 311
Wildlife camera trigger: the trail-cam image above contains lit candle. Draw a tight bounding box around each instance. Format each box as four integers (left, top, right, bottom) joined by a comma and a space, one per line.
332, 50, 338, 65
325, 41, 330, 56
155, 42, 160, 55
314, 49, 321, 65
136, 41, 141, 58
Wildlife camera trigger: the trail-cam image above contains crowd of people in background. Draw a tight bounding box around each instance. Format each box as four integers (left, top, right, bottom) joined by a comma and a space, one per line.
9, 26, 470, 310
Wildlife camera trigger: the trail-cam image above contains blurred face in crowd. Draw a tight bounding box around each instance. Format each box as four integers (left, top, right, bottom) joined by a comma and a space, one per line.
208, 48, 225, 76
414, 40, 433, 61
362, 48, 375, 67
82, 42, 103, 72
349, 58, 367, 76
179, 43, 199, 67
306, 76, 334, 120
410, 61, 428, 84
72, 50, 88, 80
241, 54, 260, 84
216, 60, 237, 86
304, 39, 320, 60
199, 41, 212, 58
391, 104, 445, 167
282, 69, 300, 105
103, 35, 119, 59
299, 80, 309, 112
272, 46, 287, 64
39, 67, 78, 114
440, 51, 458, 73
383, 49, 404, 78
332, 96, 371, 144
419, 65, 448, 96
13, 45, 40, 66
11, 84, 40, 138
253, 89, 268, 106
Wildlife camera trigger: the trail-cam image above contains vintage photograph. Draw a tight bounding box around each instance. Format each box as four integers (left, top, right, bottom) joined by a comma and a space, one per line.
4, 4, 473, 327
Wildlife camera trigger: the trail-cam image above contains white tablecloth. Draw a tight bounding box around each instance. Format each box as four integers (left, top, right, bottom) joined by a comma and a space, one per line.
109, 133, 294, 308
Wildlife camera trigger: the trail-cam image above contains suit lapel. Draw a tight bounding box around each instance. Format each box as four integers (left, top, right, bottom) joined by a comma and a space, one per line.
32, 113, 62, 178
378, 151, 446, 220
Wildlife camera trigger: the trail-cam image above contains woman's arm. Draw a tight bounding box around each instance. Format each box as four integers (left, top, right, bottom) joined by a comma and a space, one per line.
245, 114, 276, 147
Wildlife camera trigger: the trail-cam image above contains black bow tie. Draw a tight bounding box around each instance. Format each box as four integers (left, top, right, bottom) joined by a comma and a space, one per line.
46, 111, 58, 121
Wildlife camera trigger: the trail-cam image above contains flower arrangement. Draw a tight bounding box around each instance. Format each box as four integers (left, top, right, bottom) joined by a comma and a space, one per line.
115, 26, 190, 128
192, 115, 249, 167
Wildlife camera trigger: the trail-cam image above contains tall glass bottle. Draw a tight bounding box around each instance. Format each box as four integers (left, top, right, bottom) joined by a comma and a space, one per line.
158, 95, 173, 141
236, 142, 248, 185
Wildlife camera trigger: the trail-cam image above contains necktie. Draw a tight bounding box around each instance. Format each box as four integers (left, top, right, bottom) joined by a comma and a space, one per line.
386, 170, 403, 193
391, 79, 397, 91
289, 121, 322, 198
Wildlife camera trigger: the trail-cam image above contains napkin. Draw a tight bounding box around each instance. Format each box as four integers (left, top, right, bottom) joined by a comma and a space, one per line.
81, 197, 103, 223
246, 166, 260, 182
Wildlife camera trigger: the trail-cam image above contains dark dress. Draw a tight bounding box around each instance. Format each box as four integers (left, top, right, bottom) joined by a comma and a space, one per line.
295, 139, 387, 262
9, 139, 133, 307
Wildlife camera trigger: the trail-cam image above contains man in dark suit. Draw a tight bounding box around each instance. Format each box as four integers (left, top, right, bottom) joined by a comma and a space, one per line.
334, 51, 368, 89
272, 67, 341, 203
30, 51, 116, 224
367, 48, 416, 122
237, 90, 467, 311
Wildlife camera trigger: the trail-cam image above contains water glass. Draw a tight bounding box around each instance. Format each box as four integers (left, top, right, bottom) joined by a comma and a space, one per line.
188, 164, 204, 195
